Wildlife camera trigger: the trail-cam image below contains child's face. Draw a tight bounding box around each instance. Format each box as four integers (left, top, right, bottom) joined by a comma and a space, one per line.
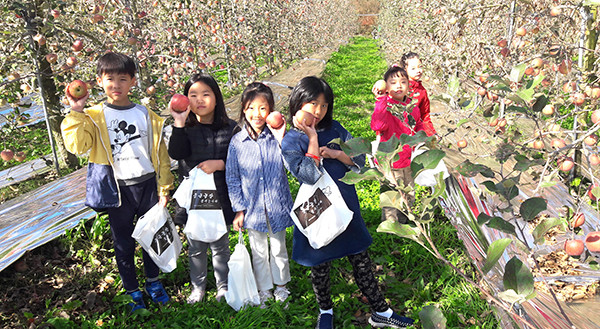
300, 93, 328, 125
188, 81, 217, 122
96, 72, 136, 106
405, 57, 423, 82
244, 96, 270, 132
386, 74, 409, 101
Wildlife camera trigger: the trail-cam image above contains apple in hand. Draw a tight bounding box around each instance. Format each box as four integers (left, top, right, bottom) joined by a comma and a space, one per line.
294, 110, 315, 127
564, 239, 584, 256
1, 149, 14, 161
67, 80, 88, 99
266, 111, 284, 129
170, 94, 189, 112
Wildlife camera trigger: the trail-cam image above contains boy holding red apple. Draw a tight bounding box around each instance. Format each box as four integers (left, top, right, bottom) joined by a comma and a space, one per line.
370, 66, 426, 223
61, 52, 174, 312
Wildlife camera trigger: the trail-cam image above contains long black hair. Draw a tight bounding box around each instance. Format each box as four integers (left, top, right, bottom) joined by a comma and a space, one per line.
288, 76, 333, 129
239, 82, 275, 139
182, 73, 229, 128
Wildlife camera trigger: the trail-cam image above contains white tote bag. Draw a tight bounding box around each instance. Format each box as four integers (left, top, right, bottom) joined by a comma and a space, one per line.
290, 170, 354, 249
176, 167, 228, 242
131, 203, 182, 273
410, 144, 450, 187
224, 230, 260, 311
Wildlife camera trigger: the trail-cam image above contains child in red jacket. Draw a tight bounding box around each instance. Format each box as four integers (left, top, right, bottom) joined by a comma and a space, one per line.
401, 52, 436, 137
371, 66, 423, 223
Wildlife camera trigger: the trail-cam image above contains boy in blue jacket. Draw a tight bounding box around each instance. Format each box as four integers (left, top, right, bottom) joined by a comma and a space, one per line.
61, 52, 174, 311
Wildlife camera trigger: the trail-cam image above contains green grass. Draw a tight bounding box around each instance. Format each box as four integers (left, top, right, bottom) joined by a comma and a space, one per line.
1, 37, 498, 328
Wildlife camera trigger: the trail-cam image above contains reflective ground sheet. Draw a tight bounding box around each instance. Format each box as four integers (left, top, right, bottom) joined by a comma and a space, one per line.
441, 174, 600, 328
0, 168, 95, 272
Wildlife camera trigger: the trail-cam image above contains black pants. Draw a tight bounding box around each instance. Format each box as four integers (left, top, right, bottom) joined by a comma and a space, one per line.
310, 250, 388, 312
106, 177, 160, 292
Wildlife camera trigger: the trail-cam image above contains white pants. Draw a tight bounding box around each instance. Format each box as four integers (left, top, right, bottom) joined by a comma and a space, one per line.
247, 220, 291, 292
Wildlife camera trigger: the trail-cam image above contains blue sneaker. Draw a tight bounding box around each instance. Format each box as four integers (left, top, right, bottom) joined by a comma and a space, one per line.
316, 313, 333, 329
127, 290, 146, 312
144, 280, 170, 304
369, 311, 414, 328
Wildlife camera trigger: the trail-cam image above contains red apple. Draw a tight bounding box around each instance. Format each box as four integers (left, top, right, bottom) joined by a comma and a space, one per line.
497, 39, 508, 47
457, 139, 468, 148
571, 93, 586, 106
584, 134, 598, 146
170, 94, 189, 112
586, 231, 600, 252
33, 34, 46, 45
550, 6, 561, 17
50, 9, 60, 19
146, 85, 156, 95
14, 151, 26, 162
500, 48, 510, 57
45, 53, 58, 64
572, 212, 585, 228
477, 87, 487, 96
515, 27, 527, 36
542, 104, 554, 116
558, 156, 574, 172
66, 56, 78, 67
67, 80, 88, 99
489, 118, 498, 127
592, 110, 600, 124
588, 184, 600, 201
498, 118, 507, 128
295, 110, 315, 126
374, 80, 387, 94
91, 14, 104, 23
564, 239, 585, 256
551, 139, 566, 149
590, 154, 600, 166
531, 57, 544, 68
1, 149, 13, 161
266, 111, 284, 129
558, 59, 572, 75
532, 140, 545, 149
71, 39, 84, 52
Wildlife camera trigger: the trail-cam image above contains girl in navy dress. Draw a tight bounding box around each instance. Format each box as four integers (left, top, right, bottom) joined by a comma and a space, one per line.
280, 76, 414, 329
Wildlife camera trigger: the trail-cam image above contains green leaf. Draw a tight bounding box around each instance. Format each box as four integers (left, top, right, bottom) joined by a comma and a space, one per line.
380, 190, 404, 210
513, 154, 539, 172
340, 137, 371, 157
340, 168, 383, 185
509, 63, 527, 83
506, 105, 528, 114
532, 217, 567, 244
515, 88, 535, 102
448, 75, 460, 97
411, 149, 445, 175
527, 74, 546, 89
457, 118, 470, 127
531, 95, 549, 112
504, 256, 535, 296
520, 197, 547, 221
419, 305, 447, 329
488, 75, 510, 86
482, 180, 498, 192
486, 217, 516, 235
489, 84, 512, 92
477, 213, 494, 225
378, 135, 400, 154
455, 160, 495, 178
482, 238, 512, 274
498, 289, 526, 304
377, 220, 424, 243
399, 130, 432, 147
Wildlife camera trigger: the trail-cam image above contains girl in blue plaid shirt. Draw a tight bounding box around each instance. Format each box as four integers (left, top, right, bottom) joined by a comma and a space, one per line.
225, 82, 294, 307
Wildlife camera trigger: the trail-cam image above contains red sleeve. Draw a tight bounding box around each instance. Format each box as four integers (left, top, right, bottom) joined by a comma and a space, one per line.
371, 98, 394, 133
419, 89, 436, 136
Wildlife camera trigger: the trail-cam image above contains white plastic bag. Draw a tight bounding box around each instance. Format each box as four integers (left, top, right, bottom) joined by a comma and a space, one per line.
410, 143, 450, 187
224, 230, 260, 311
131, 203, 182, 273
290, 170, 354, 249
174, 167, 228, 242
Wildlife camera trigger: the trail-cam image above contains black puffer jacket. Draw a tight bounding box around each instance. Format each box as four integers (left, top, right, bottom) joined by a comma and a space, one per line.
168, 119, 237, 225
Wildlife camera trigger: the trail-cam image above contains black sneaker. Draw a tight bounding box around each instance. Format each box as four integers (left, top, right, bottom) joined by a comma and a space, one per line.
368, 312, 414, 328
316, 313, 334, 329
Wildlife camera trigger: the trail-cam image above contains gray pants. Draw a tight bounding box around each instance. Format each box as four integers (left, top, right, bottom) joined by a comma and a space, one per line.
188, 232, 230, 291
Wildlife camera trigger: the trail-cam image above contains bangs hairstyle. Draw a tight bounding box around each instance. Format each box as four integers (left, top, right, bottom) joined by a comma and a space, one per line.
288, 76, 333, 129
96, 52, 136, 77
239, 82, 275, 123
383, 66, 408, 82
183, 73, 230, 128
400, 52, 420, 68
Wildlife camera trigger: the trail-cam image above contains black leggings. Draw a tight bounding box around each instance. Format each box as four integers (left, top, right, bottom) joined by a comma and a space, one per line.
310, 250, 388, 312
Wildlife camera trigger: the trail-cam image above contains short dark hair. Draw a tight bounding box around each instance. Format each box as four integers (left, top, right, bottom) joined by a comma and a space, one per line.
288, 76, 333, 129
183, 73, 230, 128
400, 52, 420, 69
383, 66, 408, 82
97, 52, 136, 77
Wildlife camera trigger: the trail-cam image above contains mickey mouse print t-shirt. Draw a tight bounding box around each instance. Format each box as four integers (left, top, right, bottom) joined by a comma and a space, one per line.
103, 102, 155, 183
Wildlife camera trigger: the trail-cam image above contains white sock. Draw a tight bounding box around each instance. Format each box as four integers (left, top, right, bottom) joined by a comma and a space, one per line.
376, 308, 393, 318
319, 308, 333, 315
